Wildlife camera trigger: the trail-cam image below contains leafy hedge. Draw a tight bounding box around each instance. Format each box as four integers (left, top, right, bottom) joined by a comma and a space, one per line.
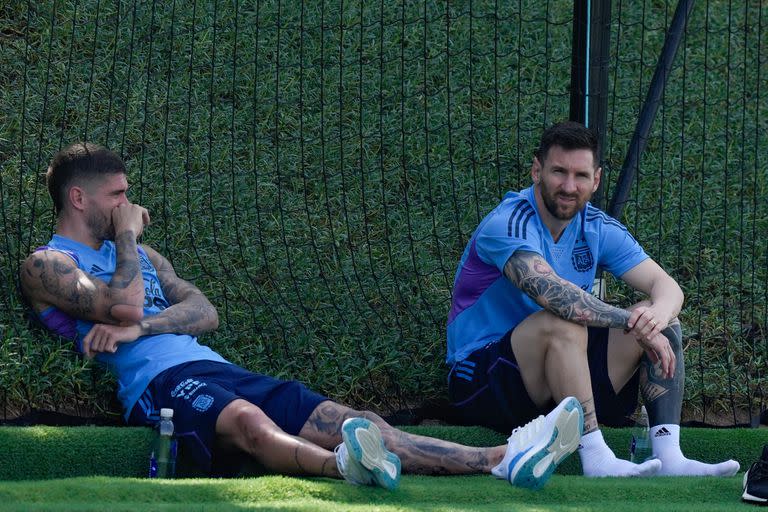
0, 1, 765, 422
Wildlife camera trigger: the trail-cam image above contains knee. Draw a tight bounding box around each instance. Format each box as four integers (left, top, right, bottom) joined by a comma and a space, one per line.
663, 319, 682, 351
538, 311, 588, 352
231, 406, 277, 452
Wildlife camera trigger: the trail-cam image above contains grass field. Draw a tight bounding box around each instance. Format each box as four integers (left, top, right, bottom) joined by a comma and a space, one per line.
0, 425, 762, 510
0, 474, 752, 512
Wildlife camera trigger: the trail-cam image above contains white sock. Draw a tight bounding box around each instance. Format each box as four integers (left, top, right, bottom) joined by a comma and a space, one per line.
650, 424, 739, 477
578, 430, 661, 477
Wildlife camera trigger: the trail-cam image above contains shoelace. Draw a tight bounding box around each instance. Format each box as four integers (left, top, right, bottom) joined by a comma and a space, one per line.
509, 414, 545, 446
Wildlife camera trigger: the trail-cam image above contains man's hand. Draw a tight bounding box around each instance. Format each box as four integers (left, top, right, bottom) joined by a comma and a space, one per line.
112, 203, 150, 238
634, 330, 676, 379
626, 304, 669, 341
81, 323, 142, 359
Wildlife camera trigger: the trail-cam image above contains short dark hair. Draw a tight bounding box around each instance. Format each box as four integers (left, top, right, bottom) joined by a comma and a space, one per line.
534, 121, 599, 166
46, 142, 126, 214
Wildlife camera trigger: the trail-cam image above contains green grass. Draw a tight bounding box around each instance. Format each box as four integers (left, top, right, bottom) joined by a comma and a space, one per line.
0, 424, 761, 479
0, 474, 752, 512
0, 425, 761, 511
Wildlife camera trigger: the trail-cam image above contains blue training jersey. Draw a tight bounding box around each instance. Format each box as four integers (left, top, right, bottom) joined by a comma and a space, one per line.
36, 234, 228, 419
446, 185, 648, 365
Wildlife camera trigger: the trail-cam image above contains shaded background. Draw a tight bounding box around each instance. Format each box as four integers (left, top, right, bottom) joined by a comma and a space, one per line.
0, 0, 765, 426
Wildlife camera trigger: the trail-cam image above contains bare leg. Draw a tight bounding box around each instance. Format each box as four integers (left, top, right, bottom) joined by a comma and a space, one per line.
298, 401, 505, 475
511, 310, 659, 477
215, 399, 339, 478
510, 310, 597, 431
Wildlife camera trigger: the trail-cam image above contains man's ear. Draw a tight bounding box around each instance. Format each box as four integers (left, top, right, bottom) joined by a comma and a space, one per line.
68, 185, 86, 212
531, 156, 542, 184
593, 166, 602, 193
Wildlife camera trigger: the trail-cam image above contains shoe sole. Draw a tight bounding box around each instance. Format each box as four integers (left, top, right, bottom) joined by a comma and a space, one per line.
742, 492, 768, 504
509, 397, 584, 490
743, 470, 768, 504
342, 418, 401, 490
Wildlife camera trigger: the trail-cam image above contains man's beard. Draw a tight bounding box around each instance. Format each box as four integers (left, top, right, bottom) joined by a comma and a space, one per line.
86, 209, 115, 242
540, 180, 589, 220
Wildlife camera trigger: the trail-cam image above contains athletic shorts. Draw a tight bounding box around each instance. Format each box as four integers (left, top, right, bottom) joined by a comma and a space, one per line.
127, 360, 328, 474
447, 327, 639, 432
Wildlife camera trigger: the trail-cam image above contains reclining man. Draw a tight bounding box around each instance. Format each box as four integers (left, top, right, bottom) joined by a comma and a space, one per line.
446, 121, 739, 478
20, 141, 584, 490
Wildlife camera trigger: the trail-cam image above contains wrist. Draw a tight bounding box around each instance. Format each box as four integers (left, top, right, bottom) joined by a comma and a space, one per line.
114, 228, 138, 244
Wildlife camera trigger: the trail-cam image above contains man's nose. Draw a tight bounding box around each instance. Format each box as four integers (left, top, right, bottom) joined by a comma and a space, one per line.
561, 175, 577, 192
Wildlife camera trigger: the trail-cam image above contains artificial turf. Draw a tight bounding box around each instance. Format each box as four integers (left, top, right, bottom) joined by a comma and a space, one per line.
0, 425, 762, 480
0, 425, 762, 510
0, 474, 752, 511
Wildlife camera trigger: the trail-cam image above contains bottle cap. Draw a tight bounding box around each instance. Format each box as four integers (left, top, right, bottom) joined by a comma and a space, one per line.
160, 408, 174, 418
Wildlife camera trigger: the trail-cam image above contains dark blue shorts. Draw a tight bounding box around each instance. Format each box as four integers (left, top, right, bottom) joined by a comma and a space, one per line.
447, 327, 639, 432
127, 360, 328, 473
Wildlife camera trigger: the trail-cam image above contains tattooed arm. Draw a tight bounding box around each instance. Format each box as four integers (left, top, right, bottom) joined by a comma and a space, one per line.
135, 245, 219, 337
503, 250, 631, 329
505, 250, 677, 378
80, 245, 220, 357
20, 228, 146, 325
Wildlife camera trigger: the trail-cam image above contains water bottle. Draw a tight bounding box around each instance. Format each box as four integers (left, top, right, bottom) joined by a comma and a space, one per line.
629, 405, 653, 463
149, 408, 177, 478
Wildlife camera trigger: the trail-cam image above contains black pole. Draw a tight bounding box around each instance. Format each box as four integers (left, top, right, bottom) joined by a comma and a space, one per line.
569, 0, 589, 124
587, 0, 612, 210
570, 0, 612, 210
608, 0, 695, 219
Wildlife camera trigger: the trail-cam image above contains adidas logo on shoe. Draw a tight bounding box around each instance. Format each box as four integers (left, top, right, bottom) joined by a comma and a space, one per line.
654, 427, 671, 438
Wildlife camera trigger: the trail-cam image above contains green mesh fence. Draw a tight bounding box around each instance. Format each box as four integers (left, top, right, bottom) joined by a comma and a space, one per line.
0, 0, 765, 426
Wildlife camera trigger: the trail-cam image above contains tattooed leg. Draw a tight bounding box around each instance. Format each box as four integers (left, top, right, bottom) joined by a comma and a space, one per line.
640, 321, 684, 426
574, 325, 663, 477
216, 399, 338, 478
638, 322, 740, 476
299, 401, 504, 475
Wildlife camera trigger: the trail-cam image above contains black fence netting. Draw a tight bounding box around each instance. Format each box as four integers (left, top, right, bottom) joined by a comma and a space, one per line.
0, 0, 765, 426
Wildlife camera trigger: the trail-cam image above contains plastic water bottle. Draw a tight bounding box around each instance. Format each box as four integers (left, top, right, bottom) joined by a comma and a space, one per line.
629, 405, 653, 463
149, 408, 177, 478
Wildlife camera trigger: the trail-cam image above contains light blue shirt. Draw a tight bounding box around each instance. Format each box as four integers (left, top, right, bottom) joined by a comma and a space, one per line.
40, 234, 227, 419
446, 186, 648, 364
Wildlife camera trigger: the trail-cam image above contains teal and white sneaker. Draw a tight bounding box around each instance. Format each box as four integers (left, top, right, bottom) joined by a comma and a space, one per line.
334, 418, 400, 490
335, 417, 401, 490
491, 396, 584, 490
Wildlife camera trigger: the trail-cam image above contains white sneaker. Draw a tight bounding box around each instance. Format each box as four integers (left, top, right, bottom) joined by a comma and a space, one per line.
335, 417, 401, 490
335, 442, 375, 486
492, 396, 584, 490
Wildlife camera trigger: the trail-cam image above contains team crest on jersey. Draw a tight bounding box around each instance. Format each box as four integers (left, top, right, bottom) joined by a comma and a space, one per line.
192, 394, 214, 412
571, 246, 594, 272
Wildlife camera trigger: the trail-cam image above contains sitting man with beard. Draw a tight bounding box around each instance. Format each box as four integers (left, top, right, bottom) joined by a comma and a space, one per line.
446, 121, 739, 479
